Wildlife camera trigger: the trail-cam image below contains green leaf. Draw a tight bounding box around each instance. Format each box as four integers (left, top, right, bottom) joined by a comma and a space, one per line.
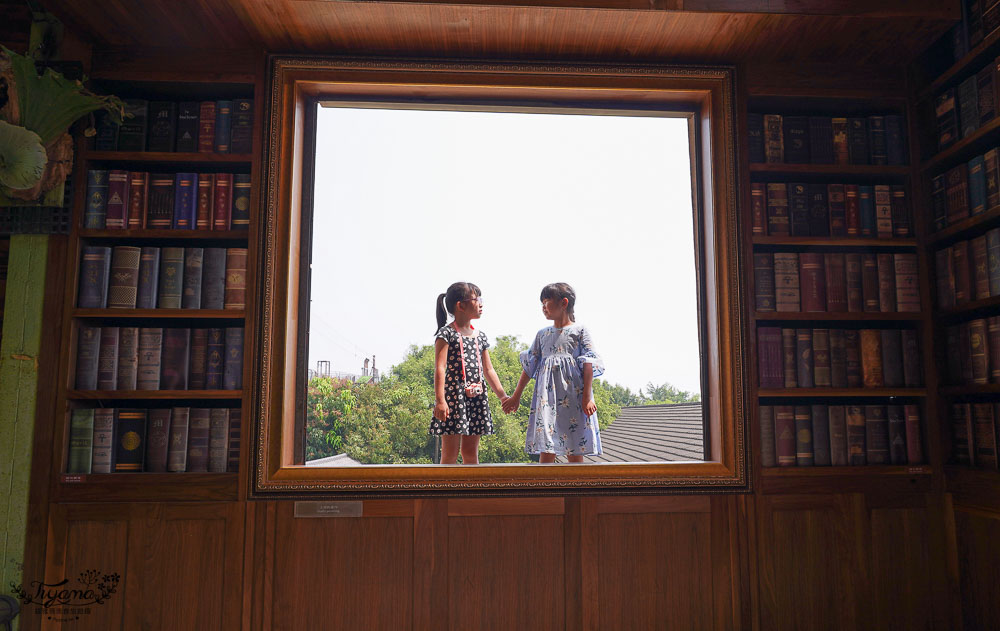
0, 120, 46, 189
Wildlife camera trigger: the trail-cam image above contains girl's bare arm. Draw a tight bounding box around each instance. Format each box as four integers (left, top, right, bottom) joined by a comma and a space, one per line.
480, 350, 507, 399
433, 338, 450, 421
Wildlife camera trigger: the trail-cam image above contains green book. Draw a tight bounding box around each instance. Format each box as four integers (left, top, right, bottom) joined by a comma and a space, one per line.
67, 409, 95, 474
157, 246, 185, 308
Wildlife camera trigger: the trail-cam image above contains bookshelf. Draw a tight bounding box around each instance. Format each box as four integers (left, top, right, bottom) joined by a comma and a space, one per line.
0, 236, 7, 350
747, 92, 937, 485
53, 75, 258, 499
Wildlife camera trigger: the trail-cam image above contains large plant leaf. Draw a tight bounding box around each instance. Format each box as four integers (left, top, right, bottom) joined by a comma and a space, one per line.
0, 119, 46, 189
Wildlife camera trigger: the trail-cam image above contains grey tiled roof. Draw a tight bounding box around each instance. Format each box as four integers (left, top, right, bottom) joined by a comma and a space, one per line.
586, 402, 705, 463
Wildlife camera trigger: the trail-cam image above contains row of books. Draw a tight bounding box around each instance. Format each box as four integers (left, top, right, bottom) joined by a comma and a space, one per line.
751, 182, 911, 239
935, 56, 1000, 151
78, 246, 247, 310
950, 402, 1000, 469
747, 114, 907, 165
930, 149, 1000, 233
84, 170, 250, 231
754, 252, 919, 314
75, 326, 243, 391
759, 404, 923, 467
934, 231, 1000, 308
943, 318, 1000, 386
96, 99, 253, 154
67, 407, 240, 474
757, 327, 922, 390
950, 0, 1000, 63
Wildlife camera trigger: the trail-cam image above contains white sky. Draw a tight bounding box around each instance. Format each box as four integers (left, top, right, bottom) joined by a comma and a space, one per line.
307, 106, 702, 395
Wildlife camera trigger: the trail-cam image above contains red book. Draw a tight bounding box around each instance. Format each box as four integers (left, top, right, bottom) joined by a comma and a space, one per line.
213, 173, 233, 230
844, 184, 861, 237
757, 326, 783, 389
196, 173, 214, 230
751, 183, 766, 235
799, 253, 827, 312
824, 253, 847, 312
198, 101, 217, 153
105, 170, 129, 230
862, 253, 880, 312
127, 172, 148, 230
845, 253, 863, 312
766, 183, 790, 236
774, 405, 796, 466
904, 404, 923, 465
159, 328, 191, 390
953, 240, 973, 305
876, 253, 897, 312
827, 183, 846, 236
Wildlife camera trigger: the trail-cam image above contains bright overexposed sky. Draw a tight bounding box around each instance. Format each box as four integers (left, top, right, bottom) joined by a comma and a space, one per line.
307, 106, 702, 395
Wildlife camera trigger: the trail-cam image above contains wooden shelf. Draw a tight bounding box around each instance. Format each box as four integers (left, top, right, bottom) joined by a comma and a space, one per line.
944, 466, 1000, 506
754, 311, 922, 322
938, 384, 1000, 397
79, 229, 249, 241
751, 236, 916, 248
757, 388, 926, 398
749, 163, 910, 177
760, 465, 933, 494
918, 27, 1000, 102
926, 204, 1000, 246
66, 389, 243, 400
55, 472, 238, 502
74, 309, 245, 319
935, 295, 1000, 320
84, 151, 253, 164
921, 116, 1000, 173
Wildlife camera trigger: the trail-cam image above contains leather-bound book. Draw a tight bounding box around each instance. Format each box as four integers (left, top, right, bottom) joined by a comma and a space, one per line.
847, 117, 870, 165
782, 328, 797, 387
224, 248, 248, 310
117, 99, 148, 152
829, 329, 847, 388
959, 76, 980, 139
845, 253, 863, 312
828, 405, 848, 466
763, 327, 786, 391
782, 116, 810, 164
84, 169, 109, 229
864, 405, 889, 465
94, 110, 119, 151
172, 173, 198, 229
765, 183, 790, 236
936, 246, 956, 309
861, 253, 880, 312
945, 164, 970, 225
969, 155, 987, 216
231, 98, 254, 154
67, 409, 94, 474
973, 403, 998, 469
213, 173, 233, 230
970, 318, 990, 384
824, 253, 847, 312
794, 405, 814, 465
145, 409, 172, 473
845, 184, 860, 236
201, 248, 228, 310
747, 113, 765, 164
988, 228, 1000, 296
206, 328, 225, 389
832, 118, 849, 165
808, 116, 834, 164
751, 183, 766, 234
799, 253, 827, 312
147, 101, 177, 153
774, 253, 800, 312
181, 247, 204, 309
231, 174, 251, 228
868, 115, 887, 165
224, 327, 244, 390
146, 173, 176, 229
189, 328, 209, 389
167, 407, 191, 472
91, 408, 115, 473
754, 253, 775, 311
186, 408, 211, 472
775, 406, 796, 466
75, 325, 102, 390
989, 316, 1000, 383
214, 100, 233, 153
227, 408, 241, 472
196, 173, 214, 229
759, 405, 776, 467
812, 329, 831, 387
764, 114, 783, 163
807, 183, 829, 236
845, 330, 862, 387
950, 403, 974, 465
894, 253, 920, 313
880, 329, 904, 388
796, 328, 814, 388
104, 170, 129, 230
885, 114, 907, 166
117, 327, 139, 390
78, 246, 112, 308
874, 185, 893, 238
827, 183, 846, 236
127, 172, 148, 229
890, 185, 911, 237
876, 253, 897, 312
900, 329, 922, 387
209, 408, 231, 472
113, 408, 147, 472
159, 328, 191, 390
858, 185, 876, 236
811, 404, 831, 466
108, 246, 141, 309
847, 405, 866, 465
904, 404, 923, 465
157, 246, 185, 308
860, 329, 884, 387
176, 102, 200, 152
136, 327, 164, 390
936, 89, 959, 150
887, 405, 907, 465
788, 183, 810, 236
930, 174, 948, 232
961, 322, 974, 384
135, 247, 160, 309
985, 148, 1000, 210
96, 326, 120, 391
198, 101, 216, 153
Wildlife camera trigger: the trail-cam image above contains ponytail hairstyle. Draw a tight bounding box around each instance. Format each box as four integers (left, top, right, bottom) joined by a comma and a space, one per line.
540, 282, 576, 322
436, 282, 482, 331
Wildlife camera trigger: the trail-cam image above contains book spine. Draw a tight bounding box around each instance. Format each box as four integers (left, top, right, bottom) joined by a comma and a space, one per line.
782, 116, 810, 164
96, 326, 120, 391
812, 329, 831, 387
961, 322, 975, 383
147, 101, 177, 153
986, 148, 1000, 211
973, 235, 991, 301
874, 185, 893, 239
829, 329, 847, 388
754, 253, 775, 311
959, 75, 981, 138
946, 164, 970, 225
74, 325, 102, 390
970, 318, 990, 384
228, 408, 241, 472
860, 329, 884, 387
969, 155, 987, 215
759, 405, 776, 467
811, 404, 831, 466
788, 183, 810, 236
832, 118, 849, 165
845, 330, 862, 387
862, 253, 880, 312
890, 185, 911, 238
828, 405, 848, 466
91, 408, 115, 473
172, 173, 198, 229
67, 409, 95, 474
937, 89, 959, 149
865, 405, 889, 465
117, 99, 148, 152
159, 328, 191, 390
868, 115, 887, 165
764, 114, 783, 163
94, 111, 119, 151
145, 409, 172, 473
751, 183, 766, 234
901, 329, 922, 387
167, 407, 191, 472
808, 116, 834, 164
224, 248, 248, 309
147, 173, 176, 228
774, 253, 801, 312
859, 185, 876, 236
885, 114, 907, 166
77, 246, 112, 308
189, 328, 209, 390
936, 246, 956, 309
955, 240, 973, 306
799, 253, 827, 312
206, 328, 225, 389
931, 174, 948, 232
887, 405, 908, 465
904, 404, 923, 464
113, 408, 147, 472
175, 102, 200, 152
209, 408, 231, 472
758, 326, 784, 389
880, 329, 904, 388
989, 228, 1000, 296
827, 183, 847, 236
108, 245, 141, 309
794, 405, 814, 465
847, 117, 870, 165
201, 248, 228, 310
224, 328, 244, 390
198, 101, 217, 153
990, 316, 1000, 383
782, 328, 798, 388
116, 326, 139, 390
951, 403, 974, 465
157, 246, 185, 308
135, 247, 161, 310
104, 169, 129, 230
847, 405, 867, 465
84, 169, 109, 229
127, 172, 148, 230
231, 98, 254, 154
186, 408, 211, 472
181, 247, 205, 309
196, 172, 214, 230
213, 173, 233, 230
214, 100, 234, 153
766, 183, 790, 236
136, 327, 164, 390
748, 113, 765, 164
877, 253, 897, 312
973, 402, 998, 468
231, 174, 251, 228
775, 405, 796, 466
807, 183, 829, 237
824, 253, 847, 312
796, 328, 814, 388
845, 253, 863, 312
844, 184, 861, 236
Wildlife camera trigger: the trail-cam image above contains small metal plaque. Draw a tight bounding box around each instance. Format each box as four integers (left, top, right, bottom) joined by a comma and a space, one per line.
294, 501, 363, 518
60, 474, 85, 483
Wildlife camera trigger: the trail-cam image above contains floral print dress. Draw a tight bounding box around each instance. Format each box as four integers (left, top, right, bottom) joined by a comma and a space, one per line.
520, 324, 604, 455
429, 325, 494, 436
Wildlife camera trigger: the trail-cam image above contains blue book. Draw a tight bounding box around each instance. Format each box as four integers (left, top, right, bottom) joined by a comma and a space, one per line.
214, 100, 233, 153
84, 170, 109, 229
172, 173, 198, 229
858, 185, 876, 237
969, 155, 987, 216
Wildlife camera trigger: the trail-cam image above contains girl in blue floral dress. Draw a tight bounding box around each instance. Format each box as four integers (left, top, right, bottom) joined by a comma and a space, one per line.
503, 283, 603, 462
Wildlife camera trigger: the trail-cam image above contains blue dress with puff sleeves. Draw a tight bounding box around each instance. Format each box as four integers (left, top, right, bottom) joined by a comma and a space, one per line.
520, 324, 604, 456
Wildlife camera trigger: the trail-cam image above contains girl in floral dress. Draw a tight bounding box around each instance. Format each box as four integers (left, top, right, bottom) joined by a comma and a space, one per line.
502, 283, 603, 462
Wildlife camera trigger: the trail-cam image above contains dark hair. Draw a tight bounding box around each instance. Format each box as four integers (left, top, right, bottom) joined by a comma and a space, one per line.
436, 282, 482, 330
540, 282, 576, 322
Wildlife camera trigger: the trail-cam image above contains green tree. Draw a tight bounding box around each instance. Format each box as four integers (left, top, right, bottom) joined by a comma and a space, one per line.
641, 381, 701, 404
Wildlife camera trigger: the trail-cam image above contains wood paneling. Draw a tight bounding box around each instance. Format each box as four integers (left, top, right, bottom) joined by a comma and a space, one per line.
868, 504, 935, 631
954, 507, 1000, 631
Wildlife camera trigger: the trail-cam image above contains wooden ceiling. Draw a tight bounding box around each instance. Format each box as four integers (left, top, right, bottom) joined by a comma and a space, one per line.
36, 0, 957, 65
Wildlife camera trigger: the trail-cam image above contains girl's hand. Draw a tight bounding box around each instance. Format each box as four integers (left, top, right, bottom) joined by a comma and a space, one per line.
582, 395, 597, 416
434, 400, 450, 422
502, 394, 520, 414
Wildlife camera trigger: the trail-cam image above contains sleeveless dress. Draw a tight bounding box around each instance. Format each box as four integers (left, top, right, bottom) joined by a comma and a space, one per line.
429, 325, 494, 436
520, 324, 604, 456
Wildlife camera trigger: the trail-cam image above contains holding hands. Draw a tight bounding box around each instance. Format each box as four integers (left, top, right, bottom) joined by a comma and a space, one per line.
501, 393, 520, 414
